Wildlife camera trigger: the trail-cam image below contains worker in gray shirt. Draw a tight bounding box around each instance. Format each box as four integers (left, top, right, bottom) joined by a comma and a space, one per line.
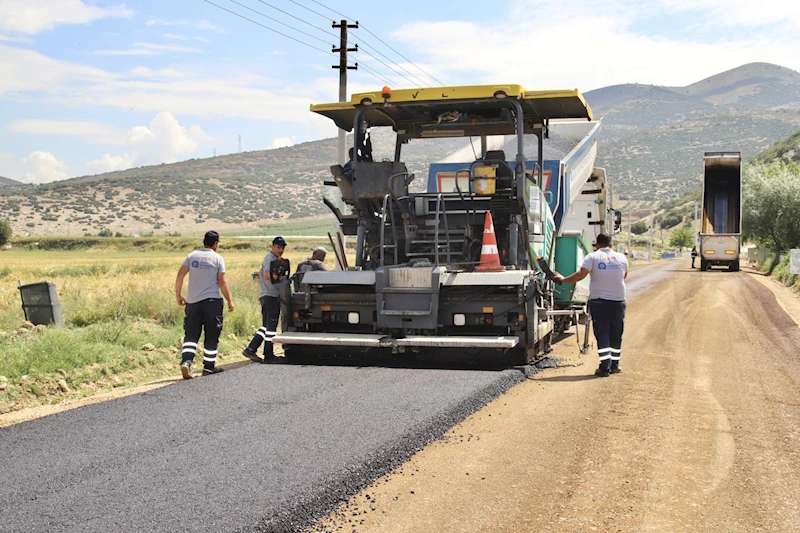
243, 236, 290, 363
175, 230, 234, 379
292, 246, 328, 290
554, 233, 629, 377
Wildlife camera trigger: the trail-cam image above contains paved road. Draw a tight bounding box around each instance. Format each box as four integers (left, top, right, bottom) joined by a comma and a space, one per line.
0, 261, 677, 533
0, 359, 525, 532
315, 262, 800, 532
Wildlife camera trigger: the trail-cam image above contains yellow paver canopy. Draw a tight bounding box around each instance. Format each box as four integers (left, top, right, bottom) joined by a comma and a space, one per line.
310, 85, 593, 137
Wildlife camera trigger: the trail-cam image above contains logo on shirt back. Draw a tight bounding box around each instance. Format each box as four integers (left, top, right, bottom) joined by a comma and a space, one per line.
191, 260, 199, 268
598, 262, 607, 270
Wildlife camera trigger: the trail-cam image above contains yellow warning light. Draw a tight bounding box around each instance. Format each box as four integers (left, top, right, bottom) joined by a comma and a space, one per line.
382, 86, 392, 100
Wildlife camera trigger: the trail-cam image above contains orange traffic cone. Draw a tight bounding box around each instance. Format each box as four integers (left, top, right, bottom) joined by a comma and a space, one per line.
476, 211, 506, 272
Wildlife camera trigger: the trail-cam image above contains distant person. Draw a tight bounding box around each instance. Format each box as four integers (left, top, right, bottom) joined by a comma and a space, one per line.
293, 247, 328, 290
175, 230, 234, 379
243, 236, 290, 363
342, 147, 356, 181
554, 233, 629, 378
691, 246, 698, 268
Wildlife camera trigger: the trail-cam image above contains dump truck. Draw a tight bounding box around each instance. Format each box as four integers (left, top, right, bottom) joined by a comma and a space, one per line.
273, 84, 606, 365
699, 152, 742, 271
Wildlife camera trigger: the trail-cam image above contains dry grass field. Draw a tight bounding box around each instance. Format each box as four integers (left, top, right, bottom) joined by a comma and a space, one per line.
0, 238, 333, 414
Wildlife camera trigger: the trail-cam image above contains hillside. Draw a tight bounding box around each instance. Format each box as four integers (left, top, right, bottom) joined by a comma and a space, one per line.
750, 130, 800, 165
0, 176, 23, 187
587, 62, 800, 199
4, 61, 800, 236
0, 130, 465, 237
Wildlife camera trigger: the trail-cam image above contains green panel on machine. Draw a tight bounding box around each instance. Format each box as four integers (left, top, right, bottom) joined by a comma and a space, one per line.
554, 233, 592, 306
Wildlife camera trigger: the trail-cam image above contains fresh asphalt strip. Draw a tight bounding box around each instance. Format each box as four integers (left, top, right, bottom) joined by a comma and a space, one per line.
0, 362, 532, 532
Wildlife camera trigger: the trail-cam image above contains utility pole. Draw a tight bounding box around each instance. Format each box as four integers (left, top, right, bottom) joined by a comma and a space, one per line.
332, 20, 358, 166
648, 215, 654, 261
238, 135, 242, 154
627, 206, 632, 255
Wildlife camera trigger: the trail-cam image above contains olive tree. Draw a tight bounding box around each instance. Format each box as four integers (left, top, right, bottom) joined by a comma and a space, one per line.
0, 218, 11, 247
669, 227, 694, 251
743, 162, 800, 252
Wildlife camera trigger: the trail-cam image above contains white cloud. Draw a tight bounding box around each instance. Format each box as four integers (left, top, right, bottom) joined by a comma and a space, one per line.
269, 137, 295, 149
0, 43, 328, 122
87, 112, 208, 173
0, 33, 34, 43
146, 19, 225, 33
85, 153, 134, 174
129, 66, 184, 78
22, 151, 68, 183
8, 119, 126, 144
656, 0, 800, 29
0, 0, 131, 35
392, 1, 800, 91
93, 42, 203, 56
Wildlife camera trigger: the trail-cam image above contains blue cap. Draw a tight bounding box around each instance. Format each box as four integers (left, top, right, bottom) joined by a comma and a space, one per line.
272, 236, 287, 246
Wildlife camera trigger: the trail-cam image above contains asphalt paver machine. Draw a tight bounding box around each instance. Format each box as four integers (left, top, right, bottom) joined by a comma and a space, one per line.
274, 85, 595, 365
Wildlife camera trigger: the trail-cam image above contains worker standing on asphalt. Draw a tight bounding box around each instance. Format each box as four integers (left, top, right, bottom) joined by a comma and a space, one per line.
175, 230, 234, 379
243, 236, 290, 363
554, 233, 629, 377
691, 246, 698, 268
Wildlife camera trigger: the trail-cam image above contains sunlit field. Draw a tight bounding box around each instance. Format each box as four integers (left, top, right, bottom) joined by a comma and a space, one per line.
0, 238, 334, 413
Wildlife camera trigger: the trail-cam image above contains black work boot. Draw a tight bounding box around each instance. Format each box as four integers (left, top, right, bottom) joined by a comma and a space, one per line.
202, 366, 224, 376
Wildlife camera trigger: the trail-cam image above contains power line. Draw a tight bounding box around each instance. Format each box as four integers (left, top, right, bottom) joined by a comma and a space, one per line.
226, 0, 331, 47
255, 0, 343, 45
356, 24, 445, 86
287, 0, 330, 22
202, 0, 331, 55
258, 0, 420, 88
202, 0, 396, 88
285, 0, 431, 87
306, 0, 445, 86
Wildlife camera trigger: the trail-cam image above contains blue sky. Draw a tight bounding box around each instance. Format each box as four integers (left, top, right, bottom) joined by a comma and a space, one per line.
1, 0, 799, 183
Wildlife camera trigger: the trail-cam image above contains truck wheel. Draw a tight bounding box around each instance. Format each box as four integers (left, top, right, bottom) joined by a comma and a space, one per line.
700, 259, 708, 271
729, 260, 739, 272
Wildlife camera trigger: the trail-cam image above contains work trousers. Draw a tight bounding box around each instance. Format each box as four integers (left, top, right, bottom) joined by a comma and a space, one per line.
588, 298, 626, 372
182, 298, 224, 370
246, 295, 280, 357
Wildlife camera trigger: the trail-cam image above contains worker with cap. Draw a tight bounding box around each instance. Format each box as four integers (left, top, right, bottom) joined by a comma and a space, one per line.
293, 246, 329, 290
553, 233, 629, 377
175, 230, 234, 379
243, 236, 290, 363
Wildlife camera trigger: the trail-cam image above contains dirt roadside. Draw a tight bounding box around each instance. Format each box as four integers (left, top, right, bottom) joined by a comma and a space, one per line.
312, 265, 800, 533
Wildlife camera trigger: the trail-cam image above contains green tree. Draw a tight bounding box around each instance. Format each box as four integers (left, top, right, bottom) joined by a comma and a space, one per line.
630, 220, 648, 235
0, 218, 11, 247
669, 227, 694, 251
743, 162, 800, 252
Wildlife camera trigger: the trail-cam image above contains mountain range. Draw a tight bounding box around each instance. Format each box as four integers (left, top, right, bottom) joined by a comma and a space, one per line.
1, 62, 799, 237
0, 176, 23, 187
588, 62, 800, 198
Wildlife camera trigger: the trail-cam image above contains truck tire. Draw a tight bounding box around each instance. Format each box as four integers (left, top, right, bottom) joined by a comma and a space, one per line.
700, 258, 708, 271
729, 260, 739, 272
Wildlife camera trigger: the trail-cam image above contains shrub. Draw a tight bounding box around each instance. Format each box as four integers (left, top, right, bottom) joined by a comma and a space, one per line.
0, 218, 11, 246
